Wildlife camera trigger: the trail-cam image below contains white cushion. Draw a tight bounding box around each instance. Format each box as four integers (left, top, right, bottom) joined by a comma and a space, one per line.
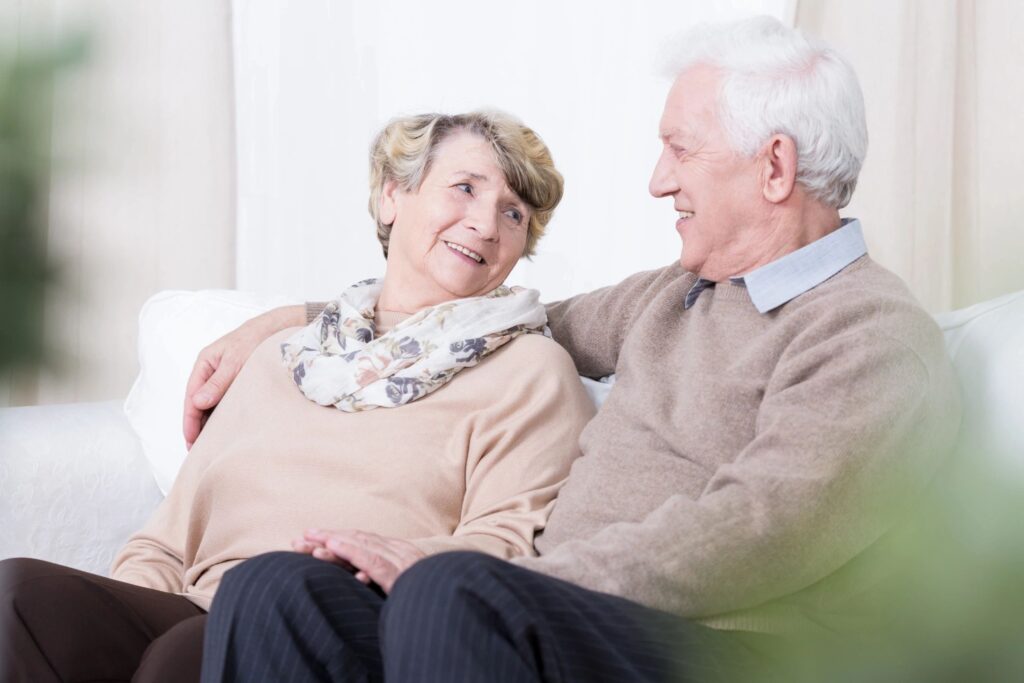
125, 287, 1024, 496
124, 289, 618, 495
124, 290, 298, 494
935, 289, 1024, 472
0, 400, 161, 574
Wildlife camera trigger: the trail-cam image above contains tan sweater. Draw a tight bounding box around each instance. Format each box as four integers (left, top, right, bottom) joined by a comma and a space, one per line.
514, 257, 961, 635
112, 313, 595, 609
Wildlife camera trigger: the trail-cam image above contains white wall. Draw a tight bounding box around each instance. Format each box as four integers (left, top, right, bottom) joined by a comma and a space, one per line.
232, 0, 791, 302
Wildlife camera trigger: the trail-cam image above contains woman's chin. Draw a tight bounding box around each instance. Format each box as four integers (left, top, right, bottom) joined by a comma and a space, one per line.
443, 284, 490, 301
429, 276, 494, 301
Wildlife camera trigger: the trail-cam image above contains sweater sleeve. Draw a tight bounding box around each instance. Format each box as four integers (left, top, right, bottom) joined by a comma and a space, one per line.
514, 318, 961, 618
409, 335, 596, 559
544, 266, 675, 378
109, 427, 218, 592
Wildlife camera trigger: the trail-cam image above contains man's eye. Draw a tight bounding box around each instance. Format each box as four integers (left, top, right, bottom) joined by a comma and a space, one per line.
455, 183, 473, 195
671, 145, 687, 157
505, 208, 523, 224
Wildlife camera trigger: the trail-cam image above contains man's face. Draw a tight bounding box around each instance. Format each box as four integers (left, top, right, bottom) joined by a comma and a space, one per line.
649, 64, 765, 280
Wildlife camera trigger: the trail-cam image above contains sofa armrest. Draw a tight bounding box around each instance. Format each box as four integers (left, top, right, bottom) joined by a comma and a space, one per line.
0, 400, 162, 576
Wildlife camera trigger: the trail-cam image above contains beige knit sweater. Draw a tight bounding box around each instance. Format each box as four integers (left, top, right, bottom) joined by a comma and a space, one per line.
514, 257, 961, 635
112, 312, 595, 609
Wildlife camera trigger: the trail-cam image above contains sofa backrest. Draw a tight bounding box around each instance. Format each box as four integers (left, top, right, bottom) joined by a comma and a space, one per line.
935, 290, 1024, 472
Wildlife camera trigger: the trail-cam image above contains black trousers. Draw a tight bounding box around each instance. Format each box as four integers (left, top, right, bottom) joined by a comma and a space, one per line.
202, 551, 776, 682
0, 558, 206, 683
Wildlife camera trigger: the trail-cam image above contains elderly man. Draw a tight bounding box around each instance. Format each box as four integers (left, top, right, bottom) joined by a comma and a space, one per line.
193, 16, 959, 682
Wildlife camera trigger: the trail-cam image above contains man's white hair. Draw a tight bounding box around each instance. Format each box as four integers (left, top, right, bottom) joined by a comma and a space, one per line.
662, 15, 867, 209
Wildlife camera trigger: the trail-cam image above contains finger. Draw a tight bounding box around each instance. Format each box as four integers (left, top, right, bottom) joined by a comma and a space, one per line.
303, 528, 360, 544
185, 354, 217, 407
310, 546, 357, 571
183, 363, 214, 446
319, 530, 416, 573
322, 537, 390, 572
312, 547, 335, 561
347, 533, 420, 568
323, 537, 406, 590
193, 360, 239, 409
307, 530, 411, 582
292, 538, 318, 553
294, 533, 356, 570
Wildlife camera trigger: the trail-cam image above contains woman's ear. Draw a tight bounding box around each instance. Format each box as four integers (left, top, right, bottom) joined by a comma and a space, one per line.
761, 134, 798, 204
379, 179, 399, 225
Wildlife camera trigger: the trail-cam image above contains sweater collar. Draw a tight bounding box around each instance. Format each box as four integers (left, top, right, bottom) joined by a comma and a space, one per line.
684, 218, 867, 313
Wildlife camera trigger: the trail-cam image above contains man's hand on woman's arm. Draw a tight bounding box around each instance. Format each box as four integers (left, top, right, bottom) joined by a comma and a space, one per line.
183, 304, 307, 448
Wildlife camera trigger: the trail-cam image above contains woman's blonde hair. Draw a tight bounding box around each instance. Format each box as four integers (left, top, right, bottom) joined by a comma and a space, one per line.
368, 110, 563, 258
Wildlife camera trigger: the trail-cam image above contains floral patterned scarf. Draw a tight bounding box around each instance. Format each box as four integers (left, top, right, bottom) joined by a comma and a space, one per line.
280, 278, 547, 411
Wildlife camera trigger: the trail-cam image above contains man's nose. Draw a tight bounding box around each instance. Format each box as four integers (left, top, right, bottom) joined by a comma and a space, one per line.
648, 149, 678, 198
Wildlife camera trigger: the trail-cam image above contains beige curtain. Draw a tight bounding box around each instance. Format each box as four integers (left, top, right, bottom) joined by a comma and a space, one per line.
1, 0, 236, 406
796, 0, 1024, 312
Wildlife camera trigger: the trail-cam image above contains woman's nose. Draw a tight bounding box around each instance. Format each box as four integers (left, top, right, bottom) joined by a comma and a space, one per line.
465, 206, 500, 240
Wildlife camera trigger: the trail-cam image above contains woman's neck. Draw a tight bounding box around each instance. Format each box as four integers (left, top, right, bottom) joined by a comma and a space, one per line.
376, 269, 451, 314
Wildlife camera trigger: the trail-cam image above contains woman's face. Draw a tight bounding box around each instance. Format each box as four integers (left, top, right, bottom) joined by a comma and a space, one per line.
380, 132, 531, 307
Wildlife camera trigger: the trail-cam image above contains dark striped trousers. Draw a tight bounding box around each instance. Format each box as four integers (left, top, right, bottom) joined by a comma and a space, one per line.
201, 551, 774, 683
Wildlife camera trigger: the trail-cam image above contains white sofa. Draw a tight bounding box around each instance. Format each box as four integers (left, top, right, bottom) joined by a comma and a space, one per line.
2, 288, 1023, 576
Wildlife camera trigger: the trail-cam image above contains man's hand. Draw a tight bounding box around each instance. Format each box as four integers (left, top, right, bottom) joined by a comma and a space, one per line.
183, 304, 306, 448
294, 529, 426, 594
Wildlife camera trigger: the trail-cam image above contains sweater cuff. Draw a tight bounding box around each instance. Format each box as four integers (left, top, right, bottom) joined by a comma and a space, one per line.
305, 301, 327, 324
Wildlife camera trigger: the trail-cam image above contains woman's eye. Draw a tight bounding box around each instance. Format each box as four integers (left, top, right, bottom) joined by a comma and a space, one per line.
455, 183, 473, 195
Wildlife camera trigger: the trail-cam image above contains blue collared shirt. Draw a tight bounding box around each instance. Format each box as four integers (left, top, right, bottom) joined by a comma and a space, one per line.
683, 218, 868, 313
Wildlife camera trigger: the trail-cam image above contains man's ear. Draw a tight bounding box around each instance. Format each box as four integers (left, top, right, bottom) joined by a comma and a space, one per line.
761, 134, 798, 204
379, 179, 399, 225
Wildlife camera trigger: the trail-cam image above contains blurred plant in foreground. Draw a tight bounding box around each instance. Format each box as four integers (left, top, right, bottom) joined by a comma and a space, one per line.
0, 34, 86, 377
772, 452, 1024, 682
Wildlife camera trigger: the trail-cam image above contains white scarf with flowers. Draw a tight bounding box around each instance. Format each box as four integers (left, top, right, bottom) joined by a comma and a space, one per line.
280, 278, 547, 411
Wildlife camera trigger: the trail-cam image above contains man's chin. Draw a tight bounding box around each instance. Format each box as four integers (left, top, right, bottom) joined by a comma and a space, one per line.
679, 250, 701, 275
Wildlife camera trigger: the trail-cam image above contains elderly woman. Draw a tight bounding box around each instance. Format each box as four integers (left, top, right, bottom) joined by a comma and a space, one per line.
0, 111, 594, 683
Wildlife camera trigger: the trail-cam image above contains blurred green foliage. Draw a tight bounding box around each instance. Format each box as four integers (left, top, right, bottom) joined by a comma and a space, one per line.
0, 34, 87, 376
765, 453, 1024, 682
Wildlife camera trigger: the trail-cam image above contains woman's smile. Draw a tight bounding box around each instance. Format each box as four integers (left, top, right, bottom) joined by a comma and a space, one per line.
443, 240, 486, 264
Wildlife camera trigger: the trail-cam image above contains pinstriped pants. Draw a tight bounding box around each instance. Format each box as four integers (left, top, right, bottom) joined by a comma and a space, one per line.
201, 551, 772, 683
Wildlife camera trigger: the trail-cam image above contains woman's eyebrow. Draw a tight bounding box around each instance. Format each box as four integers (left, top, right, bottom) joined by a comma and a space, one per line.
452, 171, 489, 182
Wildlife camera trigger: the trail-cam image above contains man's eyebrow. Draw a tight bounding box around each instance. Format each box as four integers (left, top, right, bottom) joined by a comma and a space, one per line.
659, 128, 687, 141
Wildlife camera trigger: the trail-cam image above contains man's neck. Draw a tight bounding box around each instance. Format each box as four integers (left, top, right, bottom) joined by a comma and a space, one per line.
701, 202, 842, 281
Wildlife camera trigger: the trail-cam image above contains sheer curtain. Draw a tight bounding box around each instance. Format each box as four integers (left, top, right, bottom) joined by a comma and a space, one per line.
235, 0, 1024, 314
231, 0, 791, 303
0, 0, 235, 406
797, 0, 1024, 311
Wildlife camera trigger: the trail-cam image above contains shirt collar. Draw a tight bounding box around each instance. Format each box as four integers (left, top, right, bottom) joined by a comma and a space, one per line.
683, 219, 867, 313
730, 218, 867, 313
